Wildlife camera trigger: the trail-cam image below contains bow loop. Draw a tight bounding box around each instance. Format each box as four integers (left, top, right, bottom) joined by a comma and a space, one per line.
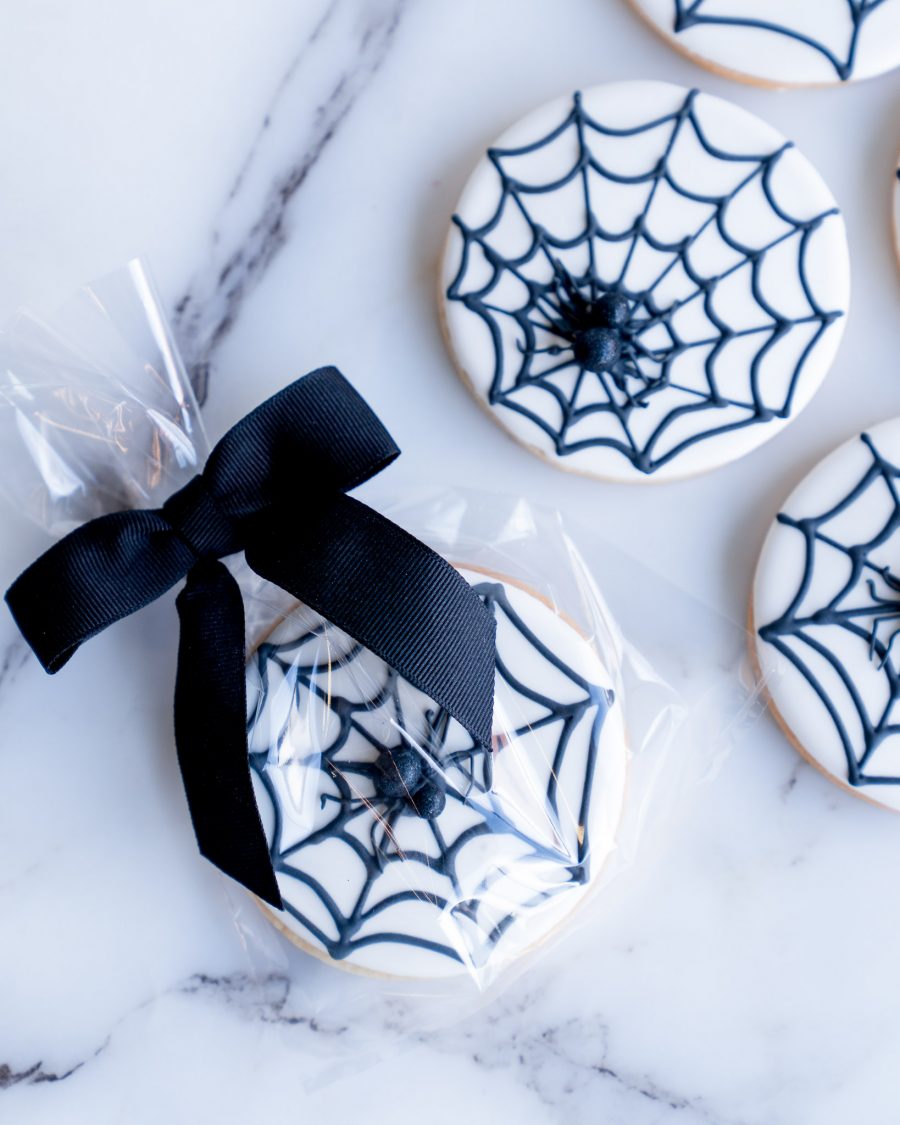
202, 367, 401, 517
7, 509, 195, 673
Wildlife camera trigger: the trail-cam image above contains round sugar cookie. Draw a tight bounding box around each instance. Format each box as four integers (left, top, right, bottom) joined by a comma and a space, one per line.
440, 82, 849, 483
753, 418, 900, 810
893, 162, 900, 268
628, 0, 900, 88
246, 567, 628, 980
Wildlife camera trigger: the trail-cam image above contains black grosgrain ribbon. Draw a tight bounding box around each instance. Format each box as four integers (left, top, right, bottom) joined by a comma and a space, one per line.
5, 367, 497, 908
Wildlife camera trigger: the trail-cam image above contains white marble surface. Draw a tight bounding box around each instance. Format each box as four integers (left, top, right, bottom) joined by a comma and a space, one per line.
3, 1, 900, 1121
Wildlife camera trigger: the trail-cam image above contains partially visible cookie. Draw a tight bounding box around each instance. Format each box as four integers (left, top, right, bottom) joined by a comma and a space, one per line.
753, 418, 900, 810
440, 81, 849, 483
893, 164, 900, 269
246, 567, 628, 979
628, 0, 900, 88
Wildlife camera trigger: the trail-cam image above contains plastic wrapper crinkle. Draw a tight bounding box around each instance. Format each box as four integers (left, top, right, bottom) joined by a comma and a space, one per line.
0, 260, 206, 533
0, 261, 763, 1043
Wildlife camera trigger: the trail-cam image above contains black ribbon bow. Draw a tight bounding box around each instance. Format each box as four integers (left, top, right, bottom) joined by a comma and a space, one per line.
5, 367, 497, 908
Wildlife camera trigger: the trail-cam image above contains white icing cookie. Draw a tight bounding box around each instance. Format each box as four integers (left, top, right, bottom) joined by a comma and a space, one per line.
893, 163, 900, 268
440, 82, 849, 484
246, 568, 628, 980
753, 418, 900, 810
629, 0, 900, 87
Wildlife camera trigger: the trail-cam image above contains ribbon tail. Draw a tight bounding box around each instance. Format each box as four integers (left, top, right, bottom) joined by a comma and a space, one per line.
174, 560, 282, 908
247, 495, 497, 749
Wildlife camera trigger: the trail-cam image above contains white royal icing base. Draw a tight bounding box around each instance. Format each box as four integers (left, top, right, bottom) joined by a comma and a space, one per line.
246, 569, 628, 979
440, 81, 849, 484
631, 0, 900, 86
893, 164, 900, 268
754, 418, 900, 810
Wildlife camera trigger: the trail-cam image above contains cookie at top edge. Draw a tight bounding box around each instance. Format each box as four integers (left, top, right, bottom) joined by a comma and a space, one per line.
629, 0, 900, 87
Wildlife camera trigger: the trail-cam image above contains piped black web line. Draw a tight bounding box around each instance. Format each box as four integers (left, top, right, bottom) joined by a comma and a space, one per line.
247, 581, 614, 966
759, 433, 900, 787
447, 88, 844, 475
674, 0, 887, 82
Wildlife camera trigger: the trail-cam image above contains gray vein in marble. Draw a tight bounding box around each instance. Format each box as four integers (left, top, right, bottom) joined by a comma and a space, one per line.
0, 635, 30, 698
0, 970, 347, 1097
179, 971, 349, 1034
0, 634, 27, 681
222, 3, 337, 205
390, 988, 753, 1125
781, 762, 801, 801
467, 1021, 729, 1122
0, 1042, 107, 1091
173, 0, 407, 402
0, 964, 756, 1121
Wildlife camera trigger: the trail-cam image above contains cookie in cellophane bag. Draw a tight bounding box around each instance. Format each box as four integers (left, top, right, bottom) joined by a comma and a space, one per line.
235, 489, 686, 993
245, 563, 628, 981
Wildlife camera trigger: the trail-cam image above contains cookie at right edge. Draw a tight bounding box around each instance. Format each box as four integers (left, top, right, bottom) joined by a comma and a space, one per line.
629, 0, 900, 87
441, 81, 849, 483
753, 418, 900, 809
893, 162, 900, 269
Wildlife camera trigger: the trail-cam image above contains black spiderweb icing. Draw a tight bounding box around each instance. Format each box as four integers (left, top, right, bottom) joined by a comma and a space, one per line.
759, 433, 900, 788
446, 89, 843, 475
247, 581, 615, 967
673, 0, 887, 82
